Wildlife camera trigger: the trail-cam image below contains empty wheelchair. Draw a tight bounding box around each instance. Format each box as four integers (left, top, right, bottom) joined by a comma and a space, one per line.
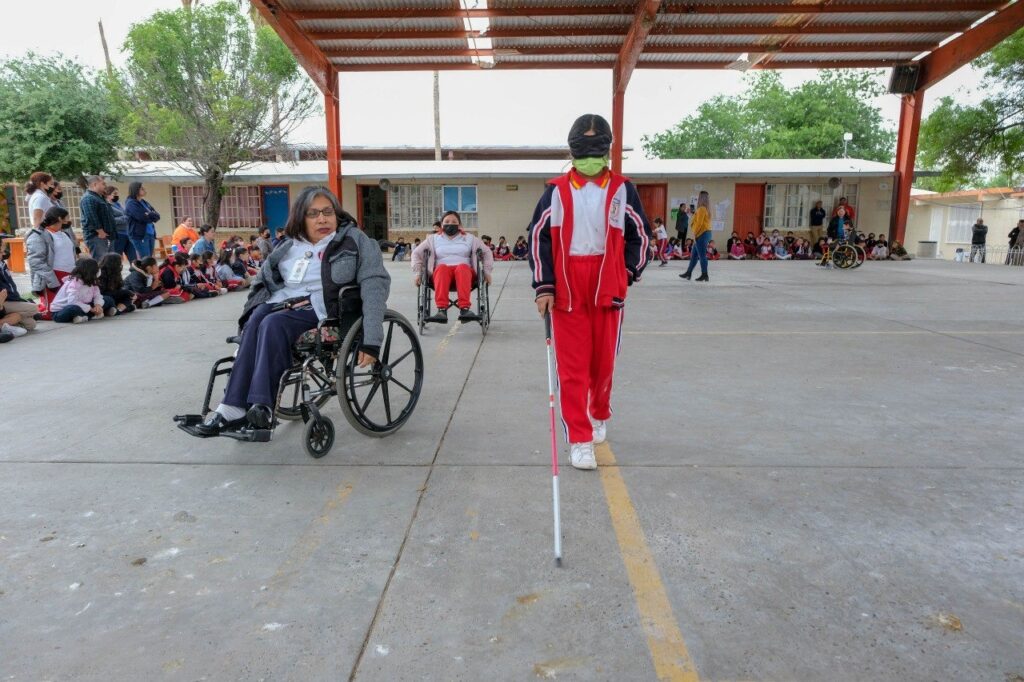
415, 247, 491, 336
175, 310, 424, 457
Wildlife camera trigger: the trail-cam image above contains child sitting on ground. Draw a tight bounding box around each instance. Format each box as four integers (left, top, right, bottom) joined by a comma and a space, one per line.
126, 257, 166, 308
774, 240, 792, 260
182, 254, 221, 298
681, 238, 694, 259
97, 253, 136, 314
216, 250, 249, 289
50, 258, 109, 323
159, 254, 192, 303
728, 239, 746, 259
758, 240, 775, 260
706, 239, 720, 261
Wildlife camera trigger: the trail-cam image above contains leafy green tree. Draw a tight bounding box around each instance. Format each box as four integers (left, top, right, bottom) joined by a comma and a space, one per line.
118, 0, 318, 227
0, 54, 122, 183
642, 71, 896, 162
918, 28, 1024, 191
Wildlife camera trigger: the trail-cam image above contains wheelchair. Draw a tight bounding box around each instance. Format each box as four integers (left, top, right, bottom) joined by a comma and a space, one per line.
174, 309, 424, 458
415, 248, 491, 336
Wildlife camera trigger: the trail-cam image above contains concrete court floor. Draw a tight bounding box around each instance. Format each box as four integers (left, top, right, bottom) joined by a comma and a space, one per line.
1, 257, 1023, 682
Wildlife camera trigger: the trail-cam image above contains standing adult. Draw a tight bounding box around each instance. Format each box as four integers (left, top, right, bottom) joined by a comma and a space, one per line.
832, 196, 856, 223
1006, 219, 1023, 265
528, 113, 651, 470
124, 182, 161, 259
674, 202, 690, 244
50, 181, 65, 209
80, 175, 116, 258
809, 200, 827, 244
970, 217, 988, 263
25, 172, 54, 228
104, 185, 133, 260
679, 191, 713, 282
26, 207, 78, 319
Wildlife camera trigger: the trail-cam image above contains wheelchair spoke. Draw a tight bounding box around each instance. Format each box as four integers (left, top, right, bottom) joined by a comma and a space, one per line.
382, 322, 394, 363
381, 381, 392, 423
360, 379, 381, 414
389, 349, 414, 368
389, 376, 414, 395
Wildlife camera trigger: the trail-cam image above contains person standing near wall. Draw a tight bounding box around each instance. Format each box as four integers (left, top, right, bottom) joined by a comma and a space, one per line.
80, 175, 116, 258
809, 200, 827, 244
674, 202, 689, 244
679, 191, 713, 282
528, 113, 651, 470
970, 217, 988, 263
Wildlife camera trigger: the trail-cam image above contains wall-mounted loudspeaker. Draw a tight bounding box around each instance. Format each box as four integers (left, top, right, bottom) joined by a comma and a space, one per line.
378, 178, 391, 191
889, 64, 921, 94
828, 177, 841, 189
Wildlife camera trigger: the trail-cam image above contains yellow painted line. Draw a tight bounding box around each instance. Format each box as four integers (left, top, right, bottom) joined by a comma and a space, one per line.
434, 319, 463, 354
268, 481, 354, 590
596, 442, 699, 682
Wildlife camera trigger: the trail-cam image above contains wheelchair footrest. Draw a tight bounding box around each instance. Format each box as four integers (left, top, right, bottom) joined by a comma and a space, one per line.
174, 414, 272, 442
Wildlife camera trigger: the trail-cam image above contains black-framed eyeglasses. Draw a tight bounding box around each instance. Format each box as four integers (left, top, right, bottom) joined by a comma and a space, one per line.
305, 207, 336, 218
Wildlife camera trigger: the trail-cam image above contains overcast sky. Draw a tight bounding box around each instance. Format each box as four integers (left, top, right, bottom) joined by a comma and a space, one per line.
1, 0, 985, 156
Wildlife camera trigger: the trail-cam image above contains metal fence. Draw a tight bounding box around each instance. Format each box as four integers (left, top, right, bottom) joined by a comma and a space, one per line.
950, 245, 1024, 266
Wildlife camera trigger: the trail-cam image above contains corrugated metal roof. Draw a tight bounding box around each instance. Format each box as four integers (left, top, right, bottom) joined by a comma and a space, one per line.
116, 158, 898, 182
261, 1, 1012, 73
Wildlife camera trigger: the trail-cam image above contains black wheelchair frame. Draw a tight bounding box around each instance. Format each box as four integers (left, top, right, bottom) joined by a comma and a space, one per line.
175, 309, 424, 458
415, 247, 491, 336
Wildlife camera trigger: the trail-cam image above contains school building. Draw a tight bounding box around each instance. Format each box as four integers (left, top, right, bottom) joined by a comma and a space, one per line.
7, 156, 908, 247
903, 187, 1024, 260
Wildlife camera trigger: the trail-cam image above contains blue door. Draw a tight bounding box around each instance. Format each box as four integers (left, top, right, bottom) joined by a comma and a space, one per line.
261, 186, 290, 237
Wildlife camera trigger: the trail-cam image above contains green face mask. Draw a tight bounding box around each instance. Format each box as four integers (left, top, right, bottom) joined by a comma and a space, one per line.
572, 156, 609, 176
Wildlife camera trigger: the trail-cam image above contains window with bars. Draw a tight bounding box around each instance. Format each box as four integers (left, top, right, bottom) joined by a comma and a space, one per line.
764, 183, 859, 230
171, 185, 263, 228
388, 184, 479, 231
14, 185, 85, 229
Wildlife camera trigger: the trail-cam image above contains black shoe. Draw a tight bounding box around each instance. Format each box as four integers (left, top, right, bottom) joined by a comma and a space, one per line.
33, 313, 44, 321
246, 404, 274, 429
0, 331, 13, 343
679, 271, 692, 280
696, 273, 709, 282
425, 308, 449, 324
659, 261, 667, 267
458, 307, 480, 321
195, 412, 247, 436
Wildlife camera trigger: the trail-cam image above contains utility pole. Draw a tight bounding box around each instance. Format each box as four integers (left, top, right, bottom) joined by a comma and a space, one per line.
433, 71, 442, 161
98, 20, 114, 81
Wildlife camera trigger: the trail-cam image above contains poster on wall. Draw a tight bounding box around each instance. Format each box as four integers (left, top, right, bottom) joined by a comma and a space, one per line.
713, 199, 731, 232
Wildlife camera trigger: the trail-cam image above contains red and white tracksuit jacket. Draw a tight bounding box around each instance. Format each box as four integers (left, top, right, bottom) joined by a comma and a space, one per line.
528, 169, 651, 444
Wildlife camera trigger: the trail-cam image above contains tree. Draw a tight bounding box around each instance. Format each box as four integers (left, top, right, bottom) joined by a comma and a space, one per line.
642, 71, 896, 162
0, 54, 122, 183
918, 28, 1024, 191
118, 1, 318, 227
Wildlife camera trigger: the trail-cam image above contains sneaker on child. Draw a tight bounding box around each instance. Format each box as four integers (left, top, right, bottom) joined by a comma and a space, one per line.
1, 323, 27, 338
591, 418, 607, 444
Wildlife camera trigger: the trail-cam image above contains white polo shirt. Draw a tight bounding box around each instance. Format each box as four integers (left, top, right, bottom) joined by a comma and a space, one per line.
50, 229, 77, 272
434, 233, 472, 266
569, 180, 607, 256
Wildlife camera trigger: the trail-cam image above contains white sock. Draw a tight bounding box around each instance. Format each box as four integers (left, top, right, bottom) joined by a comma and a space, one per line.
215, 403, 246, 421
149, 295, 164, 306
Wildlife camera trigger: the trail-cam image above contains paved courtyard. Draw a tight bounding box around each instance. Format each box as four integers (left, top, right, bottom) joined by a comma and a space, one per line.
2, 258, 1023, 681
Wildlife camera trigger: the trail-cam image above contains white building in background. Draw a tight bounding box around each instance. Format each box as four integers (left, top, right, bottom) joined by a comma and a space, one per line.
904, 188, 1024, 260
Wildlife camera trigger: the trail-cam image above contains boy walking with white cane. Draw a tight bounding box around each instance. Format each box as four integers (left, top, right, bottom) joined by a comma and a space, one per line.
528, 114, 652, 470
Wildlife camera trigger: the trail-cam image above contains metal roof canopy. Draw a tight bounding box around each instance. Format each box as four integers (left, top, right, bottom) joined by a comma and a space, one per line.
251, 0, 1024, 242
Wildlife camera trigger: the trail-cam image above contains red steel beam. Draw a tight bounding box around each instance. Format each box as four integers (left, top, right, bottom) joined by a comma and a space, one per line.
327, 59, 917, 72
307, 21, 969, 41
324, 69, 343, 201
915, 0, 1024, 91
611, 85, 626, 175
290, 2, 1001, 20
611, 0, 662, 175
891, 91, 923, 245
250, 0, 332, 94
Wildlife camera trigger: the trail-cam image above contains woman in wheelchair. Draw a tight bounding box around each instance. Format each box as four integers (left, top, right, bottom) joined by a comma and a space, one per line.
195, 186, 389, 436
411, 210, 493, 323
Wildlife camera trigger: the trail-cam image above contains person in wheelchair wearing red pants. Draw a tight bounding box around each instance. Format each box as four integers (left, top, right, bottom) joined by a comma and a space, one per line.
411, 210, 493, 323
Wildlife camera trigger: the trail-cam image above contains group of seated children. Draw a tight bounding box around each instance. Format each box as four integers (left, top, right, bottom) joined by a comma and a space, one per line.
484, 235, 529, 261
661, 237, 721, 261
718, 230, 907, 261
44, 239, 260, 325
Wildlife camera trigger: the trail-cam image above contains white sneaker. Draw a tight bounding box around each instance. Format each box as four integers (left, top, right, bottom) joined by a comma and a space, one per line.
1, 323, 27, 337
591, 418, 607, 444
72, 315, 88, 324
569, 442, 597, 470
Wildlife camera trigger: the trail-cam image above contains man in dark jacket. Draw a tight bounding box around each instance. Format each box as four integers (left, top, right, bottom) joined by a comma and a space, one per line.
970, 217, 988, 263
80, 175, 116, 258
674, 202, 689, 244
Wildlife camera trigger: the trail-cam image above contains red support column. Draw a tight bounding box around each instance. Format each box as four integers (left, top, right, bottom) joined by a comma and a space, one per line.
611, 76, 625, 174
324, 68, 342, 202
891, 89, 923, 244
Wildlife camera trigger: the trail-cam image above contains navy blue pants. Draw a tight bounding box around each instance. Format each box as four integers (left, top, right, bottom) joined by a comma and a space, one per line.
222, 303, 319, 409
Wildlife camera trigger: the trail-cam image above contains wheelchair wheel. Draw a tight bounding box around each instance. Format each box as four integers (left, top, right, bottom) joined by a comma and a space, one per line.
303, 417, 334, 458
417, 279, 429, 336
832, 244, 857, 269
276, 356, 333, 421
852, 245, 866, 268
478, 281, 490, 335
338, 309, 424, 437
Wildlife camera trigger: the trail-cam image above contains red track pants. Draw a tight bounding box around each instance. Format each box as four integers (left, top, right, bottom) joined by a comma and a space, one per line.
35, 270, 70, 320
551, 255, 623, 444
433, 263, 473, 310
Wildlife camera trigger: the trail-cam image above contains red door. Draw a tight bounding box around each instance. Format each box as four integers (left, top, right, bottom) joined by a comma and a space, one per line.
635, 184, 667, 226
734, 183, 766, 237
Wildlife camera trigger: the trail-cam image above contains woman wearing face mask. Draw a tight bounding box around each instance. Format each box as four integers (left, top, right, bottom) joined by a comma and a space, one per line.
410, 210, 493, 323
124, 182, 161, 259
195, 186, 390, 436
26, 206, 80, 319
527, 113, 652, 471
25, 172, 55, 228
103, 184, 133, 260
